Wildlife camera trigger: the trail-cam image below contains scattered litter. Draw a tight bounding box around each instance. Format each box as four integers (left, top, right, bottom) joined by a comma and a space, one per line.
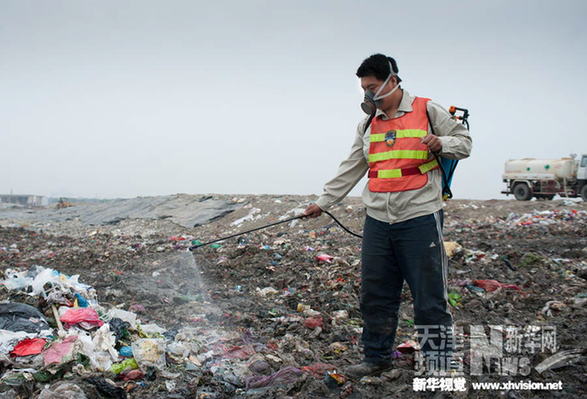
443, 241, 462, 257
315, 254, 334, 263
60, 307, 104, 329
10, 338, 47, 357
473, 279, 522, 292
246, 366, 303, 389
303, 316, 323, 329
535, 349, 584, 373
301, 362, 336, 378
0, 303, 50, 333
132, 338, 166, 371
38, 382, 88, 399
541, 301, 567, 317
397, 340, 419, 354
86, 376, 127, 399
43, 336, 77, 366
110, 358, 139, 374
256, 287, 279, 297
0, 195, 585, 397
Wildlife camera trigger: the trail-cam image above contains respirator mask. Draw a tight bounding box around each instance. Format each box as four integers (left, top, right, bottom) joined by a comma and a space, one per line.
360, 61, 401, 115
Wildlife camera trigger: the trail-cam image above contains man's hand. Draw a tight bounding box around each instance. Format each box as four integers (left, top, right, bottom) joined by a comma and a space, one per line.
421, 134, 442, 153
303, 203, 323, 218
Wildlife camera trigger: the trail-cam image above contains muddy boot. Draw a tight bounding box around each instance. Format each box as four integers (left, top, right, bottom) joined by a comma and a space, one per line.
344, 361, 393, 379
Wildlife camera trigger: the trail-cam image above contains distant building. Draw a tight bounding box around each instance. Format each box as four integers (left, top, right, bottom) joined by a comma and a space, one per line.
0, 194, 48, 208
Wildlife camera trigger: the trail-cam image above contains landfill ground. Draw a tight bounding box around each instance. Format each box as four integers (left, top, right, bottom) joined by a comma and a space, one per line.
0, 194, 586, 399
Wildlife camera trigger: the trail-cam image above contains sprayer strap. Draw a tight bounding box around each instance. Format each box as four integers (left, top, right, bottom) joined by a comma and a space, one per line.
426, 109, 453, 199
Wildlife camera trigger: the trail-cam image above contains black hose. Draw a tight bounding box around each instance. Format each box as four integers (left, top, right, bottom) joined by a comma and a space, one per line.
189, 210, 362, 250
322, 209, 363, 238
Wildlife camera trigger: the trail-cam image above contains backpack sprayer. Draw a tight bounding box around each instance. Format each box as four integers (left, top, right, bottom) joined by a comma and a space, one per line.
436, 105, 470, 200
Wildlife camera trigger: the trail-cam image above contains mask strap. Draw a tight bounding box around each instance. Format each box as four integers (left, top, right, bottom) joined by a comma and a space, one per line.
373, 61, 399, 100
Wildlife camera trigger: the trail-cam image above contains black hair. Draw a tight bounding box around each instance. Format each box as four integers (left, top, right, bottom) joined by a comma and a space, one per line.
356, 53, 402, 83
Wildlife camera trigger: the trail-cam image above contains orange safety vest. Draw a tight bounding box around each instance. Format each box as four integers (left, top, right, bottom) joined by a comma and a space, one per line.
367, 97, 439, 193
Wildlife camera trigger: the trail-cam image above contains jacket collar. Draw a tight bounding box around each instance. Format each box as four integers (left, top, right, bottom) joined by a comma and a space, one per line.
375, 89, 414, 120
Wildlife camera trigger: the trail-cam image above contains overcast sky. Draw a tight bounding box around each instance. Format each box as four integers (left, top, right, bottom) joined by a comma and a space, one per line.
1, 0, 586, 200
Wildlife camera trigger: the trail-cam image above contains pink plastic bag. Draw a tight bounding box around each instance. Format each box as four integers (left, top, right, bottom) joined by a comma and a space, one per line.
315, 254, 334, 263
43, 336, 77, 366
60, 308, 104, 329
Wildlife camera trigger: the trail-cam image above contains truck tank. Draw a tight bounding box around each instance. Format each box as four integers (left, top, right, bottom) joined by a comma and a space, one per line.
504, 158, 578, 180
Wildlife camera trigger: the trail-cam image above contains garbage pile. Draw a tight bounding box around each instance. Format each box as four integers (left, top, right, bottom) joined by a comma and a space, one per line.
0, 196, 586, 398
505, 208, 587, 226
0, 266, 153, 397
0, 262, 331, 398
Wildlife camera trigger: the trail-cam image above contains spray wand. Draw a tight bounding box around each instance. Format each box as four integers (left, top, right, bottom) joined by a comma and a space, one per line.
189, 210, 362, 251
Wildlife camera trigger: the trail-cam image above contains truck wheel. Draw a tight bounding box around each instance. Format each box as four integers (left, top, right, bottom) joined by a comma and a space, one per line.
513, 183, 532, 201
581, 185, 587, 201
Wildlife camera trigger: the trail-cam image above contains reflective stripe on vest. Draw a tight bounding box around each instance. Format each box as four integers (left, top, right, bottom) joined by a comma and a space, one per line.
369, 129, 427, 143
368, 149, 429, 163
369, 159, 439, 179
367, 96, 438, 193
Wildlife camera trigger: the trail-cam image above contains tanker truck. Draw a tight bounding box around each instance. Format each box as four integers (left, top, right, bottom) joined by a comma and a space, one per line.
502, 154, 587, 201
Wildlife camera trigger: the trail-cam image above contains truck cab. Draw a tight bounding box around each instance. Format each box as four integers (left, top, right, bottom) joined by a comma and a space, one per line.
579, 154, 587, 181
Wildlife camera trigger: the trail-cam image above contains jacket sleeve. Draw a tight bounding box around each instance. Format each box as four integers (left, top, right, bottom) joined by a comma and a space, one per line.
315, 119, 370, 210
427, 101, 472, 160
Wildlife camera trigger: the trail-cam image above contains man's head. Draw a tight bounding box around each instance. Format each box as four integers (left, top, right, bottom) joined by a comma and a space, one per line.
356, 54, 402, 114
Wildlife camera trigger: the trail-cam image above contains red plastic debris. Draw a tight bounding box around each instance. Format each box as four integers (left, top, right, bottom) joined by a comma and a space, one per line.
60, 308, 104, 329
266, 340, 279, 351
303, 316, 323, 329
168, 236, 186, 241
301, 362, 336, 378
121, 369, 144, 381
473, 279, 522, 292
223, 345, 256, 360
397, 339, 419, 354
10, 338, 47, 357
315, 254, 334, 263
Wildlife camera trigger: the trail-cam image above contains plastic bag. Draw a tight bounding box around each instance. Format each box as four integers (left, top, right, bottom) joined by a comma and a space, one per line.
92, 324, 118, 359
315, 254, 334, 263
60, 308, 104, 329
85, 376, 127, 399
10, 338, 47, 357
43, 336, 77, 366
110, 358, 139, 374
76, 332, 105, 371
473, 279, 522, 292
131, 338, 166, 370
0, 330, 40, 355
107, 309, 138, 329
0, 303, 50, 333
38, 382, 88, 399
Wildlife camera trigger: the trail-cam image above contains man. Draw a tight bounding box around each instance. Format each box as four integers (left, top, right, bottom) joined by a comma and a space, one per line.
303, 53, 472, 378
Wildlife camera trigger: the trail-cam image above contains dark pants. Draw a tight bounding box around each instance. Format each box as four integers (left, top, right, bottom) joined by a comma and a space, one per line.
360, 211, 453, 364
